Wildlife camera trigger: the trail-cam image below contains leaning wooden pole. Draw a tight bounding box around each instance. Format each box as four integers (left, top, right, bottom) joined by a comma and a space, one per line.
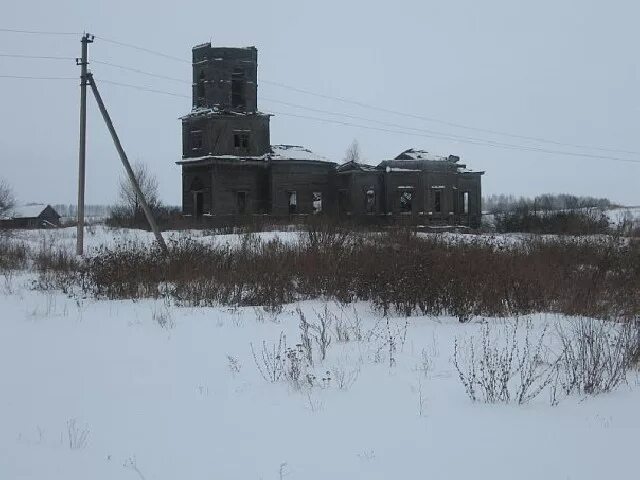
86, 73, 168, 253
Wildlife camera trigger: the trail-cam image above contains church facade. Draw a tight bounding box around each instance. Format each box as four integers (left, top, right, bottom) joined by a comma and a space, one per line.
178, 43, 484, 227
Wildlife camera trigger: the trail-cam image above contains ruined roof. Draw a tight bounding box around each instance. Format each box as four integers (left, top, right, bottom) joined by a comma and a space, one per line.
394, 148, 460, 163
267, 145, 334, 163
177, 145, 335, 165
336, 161, 379, 173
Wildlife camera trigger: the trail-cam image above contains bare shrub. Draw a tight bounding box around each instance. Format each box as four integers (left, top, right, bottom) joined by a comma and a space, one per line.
417, 347, 434, 378
227, 355, 242, 376
0, 178, 15, 219
123, 456, 147, 480
0, 238, 28, 271
151, 303, 174, 329
331, 365, 359, 390
283, 344, 309, 390
557, 318, 633, 395
312, 305, 333, 362
297, 307, 313, 367
453, 320, 556, 404
66, 418, 90, 450
250, 332, 286, 383
334, 315, 351, 343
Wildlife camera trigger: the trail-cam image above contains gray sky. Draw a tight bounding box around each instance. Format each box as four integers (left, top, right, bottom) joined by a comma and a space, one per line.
2, 0, 639, 207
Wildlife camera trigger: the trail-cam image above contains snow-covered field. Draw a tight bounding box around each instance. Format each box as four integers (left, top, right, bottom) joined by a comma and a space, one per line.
1, 227, 639, 479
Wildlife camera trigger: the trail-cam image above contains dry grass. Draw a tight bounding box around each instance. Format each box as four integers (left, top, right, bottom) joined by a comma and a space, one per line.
37, 228, 639, 320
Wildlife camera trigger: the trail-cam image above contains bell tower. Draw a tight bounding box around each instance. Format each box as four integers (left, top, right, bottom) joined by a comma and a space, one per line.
181, 43, 270, 158
191, 43, 258, 113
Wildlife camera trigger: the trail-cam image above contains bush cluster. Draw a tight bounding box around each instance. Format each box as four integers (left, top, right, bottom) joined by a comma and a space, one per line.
49, 229, 640, 319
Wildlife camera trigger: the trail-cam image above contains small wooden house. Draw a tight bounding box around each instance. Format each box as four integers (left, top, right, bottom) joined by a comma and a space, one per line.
0, 204, 61, 228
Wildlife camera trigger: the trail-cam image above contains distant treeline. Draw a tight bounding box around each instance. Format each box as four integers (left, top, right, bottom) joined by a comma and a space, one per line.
53, 204, 112, 218
483, 193, 619, 214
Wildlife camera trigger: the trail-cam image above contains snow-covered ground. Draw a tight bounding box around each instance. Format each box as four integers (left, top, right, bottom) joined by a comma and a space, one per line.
1, 272, 638, 479
5, 222, 636, 259
1, 227, 639, 479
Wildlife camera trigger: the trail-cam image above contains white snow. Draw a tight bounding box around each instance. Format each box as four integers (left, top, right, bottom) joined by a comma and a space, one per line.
267, 144, 333, 163
396, 148, 452, 162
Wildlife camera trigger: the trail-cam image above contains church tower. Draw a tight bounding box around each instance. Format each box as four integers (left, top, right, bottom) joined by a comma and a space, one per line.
181, 43, 271, 158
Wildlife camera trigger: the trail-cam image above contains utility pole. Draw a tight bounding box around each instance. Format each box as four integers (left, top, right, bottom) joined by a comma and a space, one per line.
76, 32, 94, 256
86, 73, 168, 253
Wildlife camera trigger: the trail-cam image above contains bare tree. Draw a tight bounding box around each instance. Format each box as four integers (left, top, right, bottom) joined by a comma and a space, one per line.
116, 161, 160, 218
0, 179, 15, 218
343, 139, 361, 164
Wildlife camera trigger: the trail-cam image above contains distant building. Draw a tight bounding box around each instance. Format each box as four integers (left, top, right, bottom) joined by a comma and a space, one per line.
0, 204, 61, 228
178, 43, 483, 227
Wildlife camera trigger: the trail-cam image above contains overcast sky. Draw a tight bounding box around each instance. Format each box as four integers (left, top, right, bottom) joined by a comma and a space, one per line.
2, 0, 639, 207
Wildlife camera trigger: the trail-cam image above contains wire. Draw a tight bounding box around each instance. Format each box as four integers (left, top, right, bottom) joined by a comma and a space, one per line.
78, 75, 640, 164
0, 53, 75, 60
260, 97, 640, 162
0, 28, 80, 36
3, 30, 636, 157
92, 59, 189, 83
262, 79, 640, 157
97, 78, 190, 99
0, 74, 76, 80
266, 110, 640, 165
93, 35, 190, 64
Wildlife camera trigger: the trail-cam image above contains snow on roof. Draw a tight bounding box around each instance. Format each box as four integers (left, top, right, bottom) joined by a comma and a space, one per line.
336, 161, 378, 172
267, 145, 334, 163
395, 148, 459, 162
9, 204, 52, 219
387, 167, 421, 172
180, 108, 270, 120
177, 145, 334, 165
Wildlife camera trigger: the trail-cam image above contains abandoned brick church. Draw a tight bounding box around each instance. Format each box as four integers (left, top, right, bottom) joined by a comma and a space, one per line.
178, 43, 484, 227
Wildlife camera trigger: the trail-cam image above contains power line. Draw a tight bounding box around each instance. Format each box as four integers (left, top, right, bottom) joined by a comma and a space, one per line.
0, 53, 75, 60
261, 79, 640, 157
267, 110, 640, 165
98, 78, 190, 99
0, 74, 76, 80
75, 34, 640, 157
66, 74, 640, 164
2, 32, 637, 163
92, 59, 189, 83
0, 27, 80, 36
260, 97, 640, 162
93, 35, 190, 64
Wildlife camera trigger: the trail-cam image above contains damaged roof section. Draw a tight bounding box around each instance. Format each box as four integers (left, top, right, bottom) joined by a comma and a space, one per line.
267, 145, 332, 163
177, 145, 334, 165
395, 148, 460, 163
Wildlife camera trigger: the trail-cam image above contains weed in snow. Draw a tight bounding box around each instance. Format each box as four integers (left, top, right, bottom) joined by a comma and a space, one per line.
65, 418, 90, 450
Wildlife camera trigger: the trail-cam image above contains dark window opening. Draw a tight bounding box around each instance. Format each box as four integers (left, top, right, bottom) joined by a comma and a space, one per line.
399, 189, 413, 213
236, 191, 247, 214
231, 68, 245, 109
338, 190, 349, 215
313, 192, 322, 214
365, 189, 376, 213
288, 191, 297, 214
194, 192, 204, 218
434, 190, 442, 212
233, 132, 250, 150
196, 71, 206, 105
191, 131, 203, 151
